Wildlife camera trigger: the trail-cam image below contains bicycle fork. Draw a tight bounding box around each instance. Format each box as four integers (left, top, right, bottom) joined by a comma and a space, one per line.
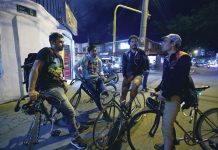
149, 112, 161, 137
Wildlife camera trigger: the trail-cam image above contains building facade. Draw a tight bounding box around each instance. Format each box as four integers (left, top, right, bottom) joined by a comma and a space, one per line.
0, 0, 77, 103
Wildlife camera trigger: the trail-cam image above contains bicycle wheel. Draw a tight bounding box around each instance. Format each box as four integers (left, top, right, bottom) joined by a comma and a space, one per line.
127, 109, 163, 150
70, 91, 81, 109
105, 83, 117, 91
93, 103, 122, 150
112, 72, 119, 83
131, 91, 146, 115
23, 112, 41, 147
196, 108, 218, 150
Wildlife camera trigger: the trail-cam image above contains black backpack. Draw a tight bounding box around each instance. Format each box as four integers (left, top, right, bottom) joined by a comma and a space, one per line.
22, 53, 37, 92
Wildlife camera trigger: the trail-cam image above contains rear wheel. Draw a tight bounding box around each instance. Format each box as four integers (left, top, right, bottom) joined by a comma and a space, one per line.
127, 110, 163, 150
196, 108, 218, 150
69, 91, 81, 109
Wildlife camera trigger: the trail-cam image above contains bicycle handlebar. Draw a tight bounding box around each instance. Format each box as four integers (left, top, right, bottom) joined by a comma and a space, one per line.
14, 92, 46, 112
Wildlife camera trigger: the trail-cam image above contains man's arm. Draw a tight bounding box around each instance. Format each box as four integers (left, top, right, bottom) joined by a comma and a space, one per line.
28, 60, 43, 101
73, 56, 85, 79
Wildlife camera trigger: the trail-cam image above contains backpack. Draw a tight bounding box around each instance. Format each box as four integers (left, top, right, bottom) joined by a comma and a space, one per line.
175, 51, 198, 109
22, 53, 37, 92
22, 49, 64, 92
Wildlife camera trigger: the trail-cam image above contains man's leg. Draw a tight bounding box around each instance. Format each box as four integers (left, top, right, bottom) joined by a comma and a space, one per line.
162, 96, 181, 150
142, 71, 149, 90
120, 77, 131, 105
45, 87, 87, 149
129, 75, 142, 104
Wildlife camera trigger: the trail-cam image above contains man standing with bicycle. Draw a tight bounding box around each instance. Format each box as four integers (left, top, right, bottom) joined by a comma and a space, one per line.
28, 32, 88, 149
154, 34, 192, 150
120, 35, 148, 112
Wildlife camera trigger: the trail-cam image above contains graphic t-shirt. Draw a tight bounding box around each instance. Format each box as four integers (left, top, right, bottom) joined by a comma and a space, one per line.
74, 54, 104, 79
36, 48, 64, 90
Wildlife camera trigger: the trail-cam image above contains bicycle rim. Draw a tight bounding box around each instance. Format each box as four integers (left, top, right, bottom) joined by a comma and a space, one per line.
70, 92, 81, 109
131, 91, 146, 116
127, 110, 163, 150
93, 103, 122, 149
106, 83, 117, 91
196, 108, 218, 150
24, 112, 41, 147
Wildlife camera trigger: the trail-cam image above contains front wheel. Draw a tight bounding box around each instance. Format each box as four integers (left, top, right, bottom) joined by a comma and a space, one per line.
93, 103, 122, 150
105, 83, 117, 91
196, 108, 218, 150
127, 110, 163, 150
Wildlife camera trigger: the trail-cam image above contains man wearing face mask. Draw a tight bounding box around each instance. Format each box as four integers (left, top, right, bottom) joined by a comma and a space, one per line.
28, 32, 88, 149
120, 35, 148, 112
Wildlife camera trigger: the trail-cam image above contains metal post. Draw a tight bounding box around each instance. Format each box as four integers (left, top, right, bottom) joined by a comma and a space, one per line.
113, 5, 142, 56
139, 0, 150, 49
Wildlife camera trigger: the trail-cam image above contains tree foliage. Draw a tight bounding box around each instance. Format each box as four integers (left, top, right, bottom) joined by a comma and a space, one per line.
152, 0, 218, 49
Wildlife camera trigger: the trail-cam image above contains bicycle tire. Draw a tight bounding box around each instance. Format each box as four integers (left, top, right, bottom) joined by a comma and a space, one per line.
196, 107, 218, 150
131, 91, 146, 116
105, 83, 117, 91
127, 109, 163, 150
112, 72, 119, 83
70, 91, 81, 109
93, 103, 122, 150
24, 112, 41, 146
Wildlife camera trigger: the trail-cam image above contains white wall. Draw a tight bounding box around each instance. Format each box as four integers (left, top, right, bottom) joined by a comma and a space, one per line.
0, 0, 73, 103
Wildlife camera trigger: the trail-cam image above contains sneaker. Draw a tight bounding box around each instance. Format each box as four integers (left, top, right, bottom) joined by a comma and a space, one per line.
70, 136, 87, 149
141, 88, 148, 92
78, 124, 89, 133
154, 143, 164, 150
154, 143, 176, 150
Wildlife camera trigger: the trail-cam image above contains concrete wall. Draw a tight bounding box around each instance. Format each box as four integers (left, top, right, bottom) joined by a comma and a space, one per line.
0, 0, 74, 103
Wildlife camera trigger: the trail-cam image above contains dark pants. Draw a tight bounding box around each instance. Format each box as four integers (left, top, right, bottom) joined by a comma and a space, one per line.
83, 77, 106, 111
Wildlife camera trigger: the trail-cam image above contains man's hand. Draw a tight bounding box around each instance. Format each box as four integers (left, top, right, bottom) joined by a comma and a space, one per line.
29, 90, 39, 101
157, 91, 166, 101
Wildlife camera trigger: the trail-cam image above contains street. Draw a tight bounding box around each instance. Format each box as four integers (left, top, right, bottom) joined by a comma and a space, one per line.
0, 67, 218, 150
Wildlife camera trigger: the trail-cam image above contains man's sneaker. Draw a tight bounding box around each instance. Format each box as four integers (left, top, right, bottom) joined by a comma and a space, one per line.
70, 136, 87, 149
141, 88, 148, 92
78, 124, 89, 133
154, 143, 164, 150
154, 143, 176, 150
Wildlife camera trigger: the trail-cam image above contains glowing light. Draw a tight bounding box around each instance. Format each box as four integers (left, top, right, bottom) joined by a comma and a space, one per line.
119, 42, 130, 49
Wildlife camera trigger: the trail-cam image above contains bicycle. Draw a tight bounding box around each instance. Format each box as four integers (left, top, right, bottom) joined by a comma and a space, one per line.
14, 93, 62, 148
127, 85, 218, 150
69, 76, 117, 110
92, 90, 146, 149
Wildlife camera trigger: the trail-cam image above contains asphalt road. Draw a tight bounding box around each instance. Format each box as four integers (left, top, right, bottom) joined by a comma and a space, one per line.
0, 67, 217, 150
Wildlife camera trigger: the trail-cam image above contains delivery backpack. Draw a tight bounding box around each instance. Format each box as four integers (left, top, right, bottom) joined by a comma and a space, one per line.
22, 53, 37, 92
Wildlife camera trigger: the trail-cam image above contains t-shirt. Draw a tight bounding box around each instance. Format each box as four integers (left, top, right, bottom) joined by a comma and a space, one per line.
36, 47, 64, 90
74, 54, 104, 79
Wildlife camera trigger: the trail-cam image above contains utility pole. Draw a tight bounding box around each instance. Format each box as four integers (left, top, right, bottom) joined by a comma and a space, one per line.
139, 0, 150, 50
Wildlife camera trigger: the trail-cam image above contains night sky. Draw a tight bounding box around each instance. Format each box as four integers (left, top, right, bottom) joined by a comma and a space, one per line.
68, 0, 217, 49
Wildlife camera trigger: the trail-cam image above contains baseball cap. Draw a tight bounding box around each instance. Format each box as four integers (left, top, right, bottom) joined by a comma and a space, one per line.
162, 33, 182, 47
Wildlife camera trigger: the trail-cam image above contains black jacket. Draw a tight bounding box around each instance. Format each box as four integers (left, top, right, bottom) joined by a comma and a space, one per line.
122, 49, 149, 78
156, 51, 192, 99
